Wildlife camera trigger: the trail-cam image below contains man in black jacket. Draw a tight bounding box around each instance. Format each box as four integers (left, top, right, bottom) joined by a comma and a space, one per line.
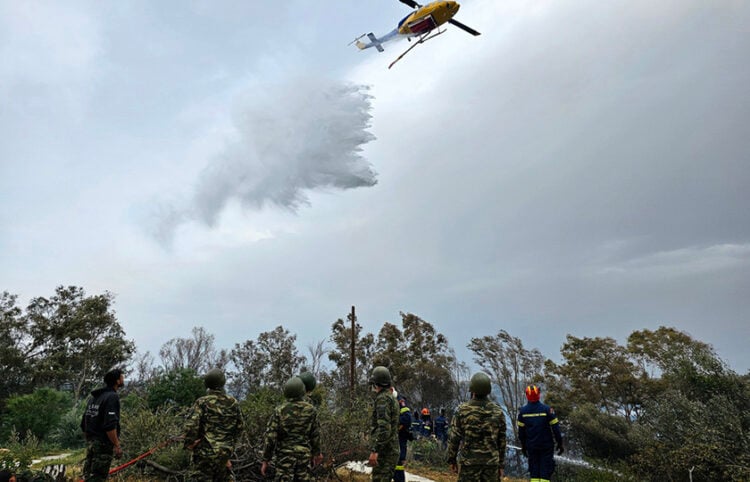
81, 368, 124, 481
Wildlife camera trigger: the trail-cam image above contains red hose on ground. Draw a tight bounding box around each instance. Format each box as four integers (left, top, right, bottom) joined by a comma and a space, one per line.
77, 436, 181, 481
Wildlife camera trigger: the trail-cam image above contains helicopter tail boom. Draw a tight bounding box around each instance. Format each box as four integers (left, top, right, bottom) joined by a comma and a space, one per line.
352, 32, 387, 52
367, 33, 385, 52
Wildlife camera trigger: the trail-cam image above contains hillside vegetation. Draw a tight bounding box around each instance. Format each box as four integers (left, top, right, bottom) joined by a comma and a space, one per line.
1, 287, 748, 480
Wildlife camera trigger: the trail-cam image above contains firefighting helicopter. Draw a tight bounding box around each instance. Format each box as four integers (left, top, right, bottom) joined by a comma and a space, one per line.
351, 0, 480, 69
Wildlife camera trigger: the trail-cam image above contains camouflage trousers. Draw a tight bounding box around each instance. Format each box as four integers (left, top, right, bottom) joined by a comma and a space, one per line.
82, 438, 114, 481
189, 447, 233, 482
272, 451, 312, 482
457, 464, 501, 482
371, 451, 398, 482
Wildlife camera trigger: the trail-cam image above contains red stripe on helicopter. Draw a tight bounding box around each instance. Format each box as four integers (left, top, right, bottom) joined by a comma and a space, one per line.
407, 16, 437, 35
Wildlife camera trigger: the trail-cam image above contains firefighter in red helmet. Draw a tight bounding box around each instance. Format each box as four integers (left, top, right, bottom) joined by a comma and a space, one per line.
517, 385, 564, 482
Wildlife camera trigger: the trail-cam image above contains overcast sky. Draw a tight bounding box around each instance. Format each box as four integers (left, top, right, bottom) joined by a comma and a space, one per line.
1, 0, 748, 373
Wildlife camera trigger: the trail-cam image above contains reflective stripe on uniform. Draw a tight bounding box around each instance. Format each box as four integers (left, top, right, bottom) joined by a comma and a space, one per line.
517, 421, 525, 427
395, 465, 405, 470
549, 418, 559, 425
400, 407, 410, 414
522, 413, 547, 418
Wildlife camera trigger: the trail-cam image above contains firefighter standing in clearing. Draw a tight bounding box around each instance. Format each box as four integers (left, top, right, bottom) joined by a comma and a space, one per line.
517, 385, 564, 482
394, 395, 413, 482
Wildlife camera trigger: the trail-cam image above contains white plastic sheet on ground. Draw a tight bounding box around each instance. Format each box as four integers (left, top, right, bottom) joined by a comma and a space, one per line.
343, 461, 436, 481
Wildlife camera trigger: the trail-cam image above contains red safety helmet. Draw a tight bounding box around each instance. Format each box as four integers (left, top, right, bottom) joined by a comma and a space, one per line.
421, 408, 430, 416
525, 385, 541, 402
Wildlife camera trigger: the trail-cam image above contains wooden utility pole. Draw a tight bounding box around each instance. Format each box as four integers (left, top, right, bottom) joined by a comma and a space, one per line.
348, 305, 356, 404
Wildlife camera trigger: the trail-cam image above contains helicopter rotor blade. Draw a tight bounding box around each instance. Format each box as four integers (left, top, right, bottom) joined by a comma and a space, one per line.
448, 18, 481, 36
399, 0, 421, 9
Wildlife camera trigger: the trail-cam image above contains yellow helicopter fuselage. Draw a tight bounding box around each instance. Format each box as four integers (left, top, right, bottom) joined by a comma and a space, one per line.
397, 1, 460, 36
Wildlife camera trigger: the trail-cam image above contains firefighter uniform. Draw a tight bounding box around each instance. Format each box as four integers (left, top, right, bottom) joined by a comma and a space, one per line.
395, 397, 412, 482
517, 386, 563, 482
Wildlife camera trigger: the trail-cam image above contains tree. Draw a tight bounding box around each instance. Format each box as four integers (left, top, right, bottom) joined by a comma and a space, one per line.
2, 388, 71, 441
567, 403, 636, 461
631, 385, 750, 481
626, 329, 750, 480
0, 292, 27, 404
628, 326, 717, 376
146, 368, 205, 409
543, 327, 750, 480
306, 339, 328, 378
549, 335, 644, 419
372, 313, 456, 409
159, 326, 221, 374
227, 326, 306, 397
627, 326, 727, 402
130, 350, 158, 388
448, 348, 471, 406
326, 316, 376, 405
25, 286, 135, 401
467, 329, 545, 438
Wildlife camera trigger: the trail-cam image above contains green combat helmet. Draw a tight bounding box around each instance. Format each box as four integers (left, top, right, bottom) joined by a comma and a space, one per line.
204, 368, 226, 390
298, 371, 317, 392
469, 372, 492, 396
370, 366, 392, 387
283, 376, 306, 400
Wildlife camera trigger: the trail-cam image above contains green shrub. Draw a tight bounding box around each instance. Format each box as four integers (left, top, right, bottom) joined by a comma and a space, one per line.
49, 402, 86, 449
119, 396, 191, 478
145, 368, 205, 409
240, 387, 283, 443
317, 397, 370, 463
0, 429, 39, 472
408, 437, 446, 466
553, 460, 630, 482
3, 389, 71, 442
567, 403, 636, 460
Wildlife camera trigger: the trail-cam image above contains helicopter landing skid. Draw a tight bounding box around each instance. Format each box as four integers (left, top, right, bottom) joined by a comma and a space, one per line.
388, 28, 446, 69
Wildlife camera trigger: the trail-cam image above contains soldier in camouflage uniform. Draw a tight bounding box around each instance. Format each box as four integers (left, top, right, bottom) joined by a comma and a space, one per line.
367, 366, 399, 482
297, 371, 323, 463
261, 377, 322, 481
184, 368, 244, 482
298, 371, 321, 407
81, 368, 124, 482
447, 372, 506, 482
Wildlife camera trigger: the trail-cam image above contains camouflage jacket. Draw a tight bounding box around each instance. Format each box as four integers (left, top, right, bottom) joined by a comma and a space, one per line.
262, 398, 320, 461
184, 389, 244, 458
446, 397, 506, 467
369, 389, 399, 455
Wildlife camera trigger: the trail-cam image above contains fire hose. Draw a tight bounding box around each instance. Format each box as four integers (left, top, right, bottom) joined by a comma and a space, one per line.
77, 435, 183, 481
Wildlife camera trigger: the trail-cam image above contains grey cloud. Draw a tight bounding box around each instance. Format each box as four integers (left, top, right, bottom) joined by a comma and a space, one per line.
594, 244, 750, 279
